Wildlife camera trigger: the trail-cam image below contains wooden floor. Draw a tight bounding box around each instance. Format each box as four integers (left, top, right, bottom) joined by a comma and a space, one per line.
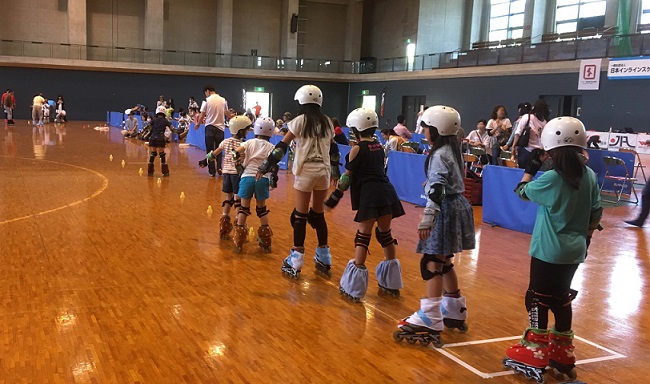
0, 121, 648, 384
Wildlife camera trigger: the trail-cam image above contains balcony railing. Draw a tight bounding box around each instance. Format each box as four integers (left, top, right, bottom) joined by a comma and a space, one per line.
1, 32, 650, 75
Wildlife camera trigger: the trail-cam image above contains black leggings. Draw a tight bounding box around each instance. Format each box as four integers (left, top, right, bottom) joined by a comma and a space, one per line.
205, 125, 224, 175
527, 257, 579, 332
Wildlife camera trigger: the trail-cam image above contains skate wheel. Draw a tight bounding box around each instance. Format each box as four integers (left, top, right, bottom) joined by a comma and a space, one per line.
502, 357, 510, 370
235, 247, 242, 254
431, 338, 444, 348
457, 323, 469, 333
392, 331, 404, 343
407, 338, 417, 345
419, 339, 430, 346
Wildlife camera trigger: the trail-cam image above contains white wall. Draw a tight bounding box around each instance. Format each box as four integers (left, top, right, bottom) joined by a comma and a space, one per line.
0, 0, 70, 43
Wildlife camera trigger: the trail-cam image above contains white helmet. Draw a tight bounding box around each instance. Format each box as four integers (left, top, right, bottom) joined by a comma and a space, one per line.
294, 85, 323, 106
346, 108, 378, 132
253, 116, 275, 137
541, 116, 587, 150
124, 109, 132, 115
228, 115, 252, 135
59, 110, 66, 116
420, 105, 460, 136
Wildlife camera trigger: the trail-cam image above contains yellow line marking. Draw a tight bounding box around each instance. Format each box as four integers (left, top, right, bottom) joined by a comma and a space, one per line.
0, 156, 109, 225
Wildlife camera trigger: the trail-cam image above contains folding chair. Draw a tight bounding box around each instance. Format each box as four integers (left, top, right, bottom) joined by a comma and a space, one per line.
599, 156, 639, 205
619, 148, 647, 183
419, 138, 430, 153
401, 142, 419, 153
468, 146, 488, 173
498, 150, 512, 166
400, 143, 417, 153
463, 153, 483, 175
503, 159, 517, 168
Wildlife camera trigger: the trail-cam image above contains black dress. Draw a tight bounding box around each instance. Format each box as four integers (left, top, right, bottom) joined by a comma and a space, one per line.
149, 117, 172, 148
346, 140, 405, 222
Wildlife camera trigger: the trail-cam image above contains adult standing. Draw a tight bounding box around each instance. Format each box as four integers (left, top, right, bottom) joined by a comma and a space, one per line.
253, 101, 262, 117
625, 182, 650, 227
486, 105, 512, 164
2, 89, 16, 125
511, 99, 549, 169
393, 115, 412, 140
194, 85, 232, 176
415, 106, 429, 134
32, 93, 46, 126
157, 95, 165, 108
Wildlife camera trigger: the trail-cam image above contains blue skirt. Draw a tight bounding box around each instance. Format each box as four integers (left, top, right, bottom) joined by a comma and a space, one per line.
416, 193, 476, 255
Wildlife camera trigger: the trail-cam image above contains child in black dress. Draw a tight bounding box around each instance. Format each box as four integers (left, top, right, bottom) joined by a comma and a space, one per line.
325, 108, 405, 301
148, 112, 173, 177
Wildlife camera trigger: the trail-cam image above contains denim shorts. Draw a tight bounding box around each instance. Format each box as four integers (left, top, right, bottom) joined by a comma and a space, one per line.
238, 176, 270, 200
222, 173, 241, 194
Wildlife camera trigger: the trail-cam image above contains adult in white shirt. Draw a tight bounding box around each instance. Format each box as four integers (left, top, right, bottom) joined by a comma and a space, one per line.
466, 119, 492, 164
511, 99, 550, 169
486, 105, 512, 164
194, 85, 233, 176
415, 106, 429, 134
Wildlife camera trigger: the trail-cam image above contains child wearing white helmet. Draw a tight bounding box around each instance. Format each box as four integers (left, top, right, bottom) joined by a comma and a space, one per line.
502, 117, 602, 383
257, 84, 338, 279
394, 105, 475, 348
325, 108, 405, 301
201, 115, 252, 240
232, 116, 278, 253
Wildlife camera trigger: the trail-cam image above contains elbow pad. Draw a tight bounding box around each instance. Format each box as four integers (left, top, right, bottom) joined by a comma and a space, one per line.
259, 141, 288, 174
589, 207, 603, 231
514, 181, 530, 201
428, 183, 446, 205
338, 174, 351, 191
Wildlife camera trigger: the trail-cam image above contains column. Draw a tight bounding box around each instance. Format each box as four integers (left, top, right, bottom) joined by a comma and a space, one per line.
522, 0, 535, 38
216, 0, 233, 55
530, 0, 553, 43
281, 0, 299, 58
144, 0, 164, 50
344, 0, 363, 61
68, 0, 87, 59
604, 0, 620, 27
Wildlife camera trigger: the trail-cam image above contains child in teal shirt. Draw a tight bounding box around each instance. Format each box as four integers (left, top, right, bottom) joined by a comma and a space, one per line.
503, 117, 602, 383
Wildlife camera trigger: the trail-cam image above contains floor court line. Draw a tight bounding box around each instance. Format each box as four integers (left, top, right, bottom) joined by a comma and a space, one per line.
0, 156, 109, 225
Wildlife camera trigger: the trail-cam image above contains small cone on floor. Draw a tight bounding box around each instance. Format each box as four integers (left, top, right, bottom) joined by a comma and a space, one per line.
121, 160, 125, 168
138, 168, 143, 176
207, 205, 213, 218
248, 227, 255, 242
109, 154, 113, 161
157, 178, 162, 187
180, 192, 185, 202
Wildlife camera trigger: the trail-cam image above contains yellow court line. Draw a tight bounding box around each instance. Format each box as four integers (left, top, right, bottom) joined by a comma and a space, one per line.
0, 156, 109, 225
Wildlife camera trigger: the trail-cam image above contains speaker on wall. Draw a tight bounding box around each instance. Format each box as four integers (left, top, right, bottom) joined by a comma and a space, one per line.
291, 14, 299, 33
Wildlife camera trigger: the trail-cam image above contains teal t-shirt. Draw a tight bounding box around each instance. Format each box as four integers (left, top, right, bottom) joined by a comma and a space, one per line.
521, 167, 601, 264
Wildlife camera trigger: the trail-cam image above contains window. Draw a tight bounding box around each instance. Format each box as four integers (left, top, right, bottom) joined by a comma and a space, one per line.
641, 0, 650, 26
488, 0, 526, 42
555, 0, 606, 33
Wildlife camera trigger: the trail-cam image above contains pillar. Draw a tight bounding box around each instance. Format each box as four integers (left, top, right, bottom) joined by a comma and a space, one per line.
344, 0, 363, 61
281, 0, 299, 58
144, 0, 164, 50
68, 0, 87, 46
216, 0, 233, 55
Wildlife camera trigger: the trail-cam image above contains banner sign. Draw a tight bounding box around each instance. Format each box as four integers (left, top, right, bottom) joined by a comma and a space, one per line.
608, 57, 650, 79
578, 59, 602, 90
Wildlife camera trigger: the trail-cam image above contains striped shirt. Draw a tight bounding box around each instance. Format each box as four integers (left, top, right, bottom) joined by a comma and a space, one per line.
219, 137, 242, 174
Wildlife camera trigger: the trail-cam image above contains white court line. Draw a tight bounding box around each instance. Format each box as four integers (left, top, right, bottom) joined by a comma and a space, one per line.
432, 334, 626, 379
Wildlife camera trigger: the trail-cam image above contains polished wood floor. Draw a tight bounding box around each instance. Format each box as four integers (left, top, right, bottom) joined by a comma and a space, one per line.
0, 122, 648, 384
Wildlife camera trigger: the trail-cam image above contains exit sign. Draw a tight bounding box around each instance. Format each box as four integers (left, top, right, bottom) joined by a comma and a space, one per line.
254, 87, 265, 92
361, 90, 369, 95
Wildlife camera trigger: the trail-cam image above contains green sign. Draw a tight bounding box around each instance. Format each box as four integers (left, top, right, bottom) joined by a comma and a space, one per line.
406, 38, 411, 44
254, 87, 265, 92
361, 90, 369, 95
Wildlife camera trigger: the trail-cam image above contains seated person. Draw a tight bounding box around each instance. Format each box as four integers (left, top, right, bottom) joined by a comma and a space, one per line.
466, 119, 492, 164
124, 111, 139, 137
380, 128, 406, 156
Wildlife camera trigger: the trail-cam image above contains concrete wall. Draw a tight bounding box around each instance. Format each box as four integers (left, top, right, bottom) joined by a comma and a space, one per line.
87, 0, 145, 48
361, 0, 420, 59
232, 0, 283, 57
0, 0, 70, 44
348, 72, 650, 133
163, 0, 217, 52
416, 0, 467, 55
300, 1, 347, 60
0, 66, 349, 121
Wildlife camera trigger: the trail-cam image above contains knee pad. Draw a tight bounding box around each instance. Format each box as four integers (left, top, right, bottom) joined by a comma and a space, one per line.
442, 263, 455, 275
159, 152, 167, 163
222, 198, 235, 207
376, 259, 403, 290
149, 151, 157, 163
307, 208, 326, 229
256, 206, 270, 218
375, 227, 397, 248
234, 199, 241, 209
420, 254, 445, 280
290, 209, 308, 229
239, 206, 251, 217
354, 230, 372, 250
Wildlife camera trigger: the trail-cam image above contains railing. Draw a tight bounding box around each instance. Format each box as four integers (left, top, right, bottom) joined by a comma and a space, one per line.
1, 33, 650, 75
0, 39, 361, 74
